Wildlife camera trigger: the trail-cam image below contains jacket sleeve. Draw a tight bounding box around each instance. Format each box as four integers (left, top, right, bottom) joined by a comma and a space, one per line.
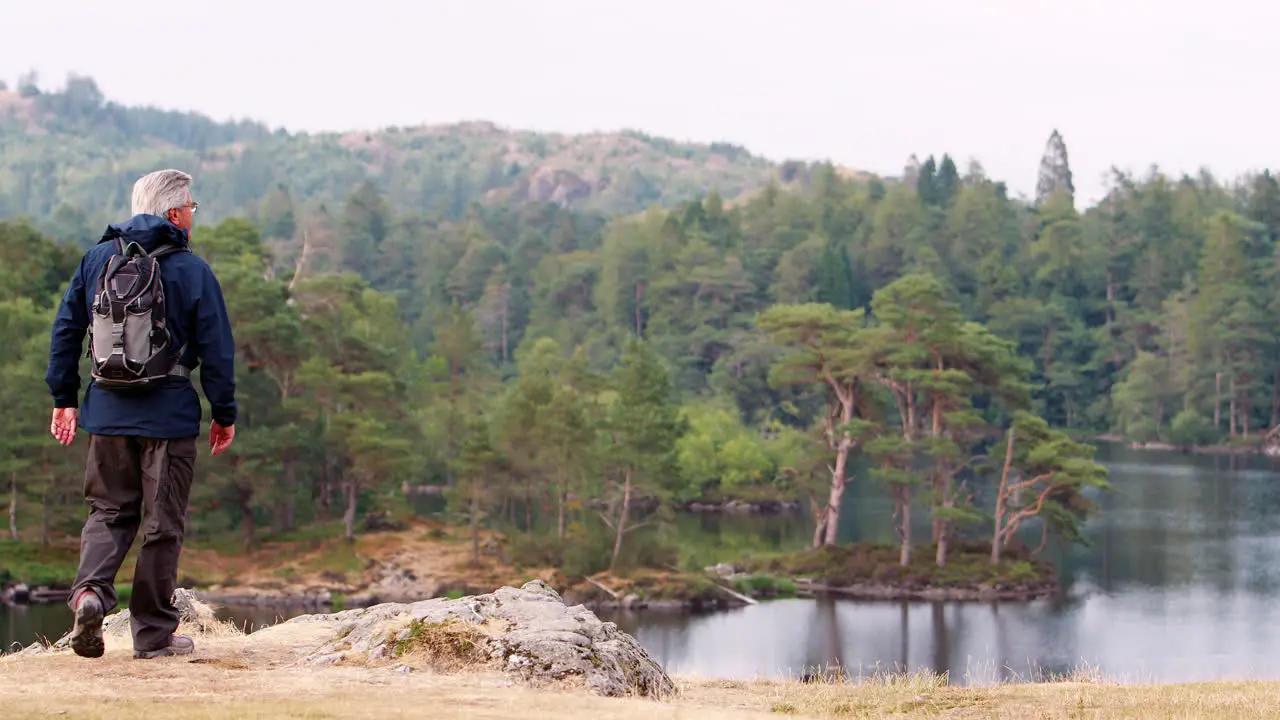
195, 263, 238, 427
46, 257, 90, 408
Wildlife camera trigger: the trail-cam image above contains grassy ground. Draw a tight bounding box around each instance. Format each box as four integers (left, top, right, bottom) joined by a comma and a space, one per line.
3, 643, 1278, 719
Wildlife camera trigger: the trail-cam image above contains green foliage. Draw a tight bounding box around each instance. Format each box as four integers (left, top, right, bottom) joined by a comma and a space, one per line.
676, 402, 773, 497
0, 540, 79, 586
731, 574, 798, 598
990, 412, 1111, 561
1167, 409, 1215, 447
598, 340, 687, 569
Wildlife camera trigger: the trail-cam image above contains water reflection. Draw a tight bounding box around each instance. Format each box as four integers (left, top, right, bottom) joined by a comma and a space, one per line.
2, 603, 71, 653
595, 444, 1280, 684
603, 587, 1280, 686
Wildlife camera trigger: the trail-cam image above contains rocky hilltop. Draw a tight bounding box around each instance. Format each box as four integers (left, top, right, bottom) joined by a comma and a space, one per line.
0, 79, 841, 226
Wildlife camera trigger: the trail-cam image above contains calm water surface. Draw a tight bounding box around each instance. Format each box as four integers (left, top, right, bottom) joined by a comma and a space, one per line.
607, 444, 1280, 684
8, 444, 1280, 685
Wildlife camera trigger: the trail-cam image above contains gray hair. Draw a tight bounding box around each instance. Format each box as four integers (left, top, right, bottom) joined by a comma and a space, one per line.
131, 169, 193, 217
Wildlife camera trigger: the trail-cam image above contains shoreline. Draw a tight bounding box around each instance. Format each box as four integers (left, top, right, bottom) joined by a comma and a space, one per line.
2, 526, 1057, 614
4, 568, 1057, 613
1083, 433, 1276, 456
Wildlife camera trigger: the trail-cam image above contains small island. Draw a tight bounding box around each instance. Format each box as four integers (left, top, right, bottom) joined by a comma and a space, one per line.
735, 541, 1056, 602
559, 539, 1056, 612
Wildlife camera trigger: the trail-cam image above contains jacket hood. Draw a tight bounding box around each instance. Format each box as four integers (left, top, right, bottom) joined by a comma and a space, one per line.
99, 214, 190, 254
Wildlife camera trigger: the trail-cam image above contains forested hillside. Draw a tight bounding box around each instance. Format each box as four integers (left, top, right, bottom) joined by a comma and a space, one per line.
3, 76, 1277, 573
0, 74, 788, 239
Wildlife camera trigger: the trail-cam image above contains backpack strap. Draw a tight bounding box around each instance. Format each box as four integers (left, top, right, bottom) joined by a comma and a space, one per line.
149, 243, 190, 259
110, 237, 188, 260
167, 343, 192, 378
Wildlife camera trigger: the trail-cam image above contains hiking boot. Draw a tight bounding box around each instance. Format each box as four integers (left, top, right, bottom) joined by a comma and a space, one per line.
69, 590, 105, 659
134, 634, 195, 659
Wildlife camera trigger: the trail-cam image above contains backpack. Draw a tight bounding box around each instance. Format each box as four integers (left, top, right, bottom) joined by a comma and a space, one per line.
87, 237, 191, 392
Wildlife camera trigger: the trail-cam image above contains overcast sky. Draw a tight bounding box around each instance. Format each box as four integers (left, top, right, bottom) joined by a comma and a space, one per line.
4, 0, 1276, 205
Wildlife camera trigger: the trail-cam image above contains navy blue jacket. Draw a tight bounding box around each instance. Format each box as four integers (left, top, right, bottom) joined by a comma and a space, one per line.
46, 214, 237, 438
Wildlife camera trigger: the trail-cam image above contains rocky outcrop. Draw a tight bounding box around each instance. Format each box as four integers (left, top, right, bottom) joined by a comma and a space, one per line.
14, 581, 671, 697
270, 579, 674, 697
525, 168, 593, 205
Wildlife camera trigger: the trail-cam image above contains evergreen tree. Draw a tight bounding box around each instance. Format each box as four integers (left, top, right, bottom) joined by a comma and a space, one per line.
757, 304, 877, 546
935, 154, 960, 206
602, 340, 685, 570
815, 238, 857, 309
916, 155, 938, 205
339, 181, 392, 280
1035, 129, 1075, 205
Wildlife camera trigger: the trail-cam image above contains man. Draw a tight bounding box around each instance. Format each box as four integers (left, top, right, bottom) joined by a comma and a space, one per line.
46, 169, 237, 660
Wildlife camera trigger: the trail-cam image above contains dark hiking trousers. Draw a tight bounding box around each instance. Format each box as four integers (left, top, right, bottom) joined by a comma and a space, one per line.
67, 434, 197, 653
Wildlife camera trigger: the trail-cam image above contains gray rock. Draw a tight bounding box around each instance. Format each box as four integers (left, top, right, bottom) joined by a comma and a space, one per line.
705, 563, 736, 577
8, 584, 30, 603
294, 580, 674, 697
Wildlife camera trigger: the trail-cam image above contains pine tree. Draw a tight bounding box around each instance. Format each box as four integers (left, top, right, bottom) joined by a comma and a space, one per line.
815, 239, 856, 310
990, 412, 1109, 563
1188, 211, 1270, 437
935, 154, 960, 206
916, 155, 938, 205
1247, 170, 1280, 246
902, 154, 922, 190
1035, 129, 1075, 205
602, 340, 685, 571
757, 304, 878, 546
339, 181, 392, 280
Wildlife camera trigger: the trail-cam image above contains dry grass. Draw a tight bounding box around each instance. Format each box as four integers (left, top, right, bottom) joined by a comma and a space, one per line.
389, 618, 508, 672
0, 640, 751, 720
178, 519, 559, 598
693, 672, 1280, 718
5, 633, 1280, 720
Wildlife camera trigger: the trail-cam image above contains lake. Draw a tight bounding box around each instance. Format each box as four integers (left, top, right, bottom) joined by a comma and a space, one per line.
7, 443, 1280, 685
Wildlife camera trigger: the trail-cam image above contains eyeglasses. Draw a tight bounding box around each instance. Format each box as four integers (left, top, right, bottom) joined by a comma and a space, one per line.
188, 201, 199, 215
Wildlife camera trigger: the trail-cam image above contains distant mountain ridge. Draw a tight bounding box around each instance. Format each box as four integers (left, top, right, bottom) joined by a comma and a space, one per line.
0, 76, 846, 231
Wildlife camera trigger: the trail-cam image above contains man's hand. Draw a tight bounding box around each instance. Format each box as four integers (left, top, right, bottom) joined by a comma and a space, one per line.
210, 422, 235, 456
50, 408, 77, 446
